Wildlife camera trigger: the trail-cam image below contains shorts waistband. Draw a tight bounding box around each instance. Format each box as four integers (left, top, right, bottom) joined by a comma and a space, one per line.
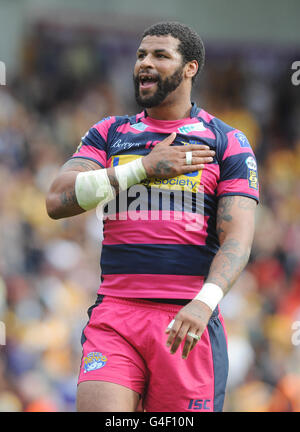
98, 295, 219, 319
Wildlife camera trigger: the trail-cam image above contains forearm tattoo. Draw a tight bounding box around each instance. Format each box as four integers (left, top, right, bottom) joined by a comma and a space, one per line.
206, 238, 250, 294
207, 196, 255, 293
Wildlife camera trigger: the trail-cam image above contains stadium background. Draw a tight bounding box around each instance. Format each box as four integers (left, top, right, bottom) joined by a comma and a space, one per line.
0, 0, 300, 412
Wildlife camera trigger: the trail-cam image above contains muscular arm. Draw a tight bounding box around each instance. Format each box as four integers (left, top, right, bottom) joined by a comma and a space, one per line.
46, 134, 215, 220
46, 158, 120, 219
165, 195, 257, 359
205, 195, 257, 294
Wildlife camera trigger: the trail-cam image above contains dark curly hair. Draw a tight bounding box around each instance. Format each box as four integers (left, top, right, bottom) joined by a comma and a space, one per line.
142, 21, 205, 84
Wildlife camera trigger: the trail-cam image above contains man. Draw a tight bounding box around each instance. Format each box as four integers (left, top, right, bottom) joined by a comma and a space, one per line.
46, 22, 259, 412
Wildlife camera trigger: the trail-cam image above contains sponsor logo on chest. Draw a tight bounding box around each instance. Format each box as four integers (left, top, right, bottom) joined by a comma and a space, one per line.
178, 122, 206, 134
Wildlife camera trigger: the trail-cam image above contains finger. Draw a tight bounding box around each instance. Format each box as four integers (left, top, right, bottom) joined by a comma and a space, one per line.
184, 156, 214, 165
189, 329, 203, 352
165, 318, 182, 348
182, 328, 201, 359
165, 319, 175, 334
179, 144, 213, 152
169, 322, 190, 355
190, 337, 199, 353
180, 164, 205, 173
188, 150, 215, 158
160, 132, 177, 146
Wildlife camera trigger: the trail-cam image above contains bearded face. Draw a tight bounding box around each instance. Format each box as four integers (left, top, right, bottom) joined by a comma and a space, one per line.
133, 65, 184, 108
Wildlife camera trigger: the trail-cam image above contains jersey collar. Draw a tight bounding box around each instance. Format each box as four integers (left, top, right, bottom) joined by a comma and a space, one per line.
141, 101, 200, 120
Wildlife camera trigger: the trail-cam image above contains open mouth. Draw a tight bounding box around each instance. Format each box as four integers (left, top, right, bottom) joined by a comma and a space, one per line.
139, 74, 158, 90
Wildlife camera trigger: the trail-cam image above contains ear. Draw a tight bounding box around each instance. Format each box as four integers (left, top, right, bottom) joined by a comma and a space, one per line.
184, 60, 198, 80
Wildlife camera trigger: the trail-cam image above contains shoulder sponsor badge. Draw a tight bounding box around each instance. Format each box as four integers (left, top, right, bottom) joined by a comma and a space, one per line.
245, 156, 257, 170
235, 132, 250, 148
245, 156, 258, 190
83, 352, 107, 373
75, 141, 83, 153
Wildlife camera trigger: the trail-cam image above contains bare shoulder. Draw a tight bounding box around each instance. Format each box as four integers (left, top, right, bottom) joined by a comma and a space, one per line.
60, 158, 101, 173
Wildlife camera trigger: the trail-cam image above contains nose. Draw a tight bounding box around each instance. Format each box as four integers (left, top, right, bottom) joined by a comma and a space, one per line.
139, 53, 154, 70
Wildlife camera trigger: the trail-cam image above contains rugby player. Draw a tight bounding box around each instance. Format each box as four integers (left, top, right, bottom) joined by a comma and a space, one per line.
46, 21, 259, 412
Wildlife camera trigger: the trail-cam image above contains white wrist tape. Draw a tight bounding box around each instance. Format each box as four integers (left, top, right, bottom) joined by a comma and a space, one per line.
194, 283, 224, 311
114, 158, 147, 191
75, 169, 115, 211
75, 158, 147, 211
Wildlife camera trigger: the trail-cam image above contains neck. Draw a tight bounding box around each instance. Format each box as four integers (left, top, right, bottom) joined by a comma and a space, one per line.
145, 95, 192, 121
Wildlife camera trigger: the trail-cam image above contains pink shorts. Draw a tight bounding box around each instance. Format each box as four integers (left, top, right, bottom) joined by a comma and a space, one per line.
78, 295, 228, 412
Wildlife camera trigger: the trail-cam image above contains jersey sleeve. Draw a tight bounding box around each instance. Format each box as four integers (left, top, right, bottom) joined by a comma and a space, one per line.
217, 129, 259, 203
71, 116, 116, 168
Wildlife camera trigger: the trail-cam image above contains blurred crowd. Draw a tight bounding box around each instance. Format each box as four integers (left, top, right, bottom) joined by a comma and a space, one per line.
0, 24, 300, 412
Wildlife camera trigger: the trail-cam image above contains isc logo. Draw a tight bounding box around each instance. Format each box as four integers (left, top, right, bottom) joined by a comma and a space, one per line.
188, 399, 211, 410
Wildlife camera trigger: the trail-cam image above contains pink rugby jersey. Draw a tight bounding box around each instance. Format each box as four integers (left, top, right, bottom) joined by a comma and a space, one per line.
72, 103, 259, 299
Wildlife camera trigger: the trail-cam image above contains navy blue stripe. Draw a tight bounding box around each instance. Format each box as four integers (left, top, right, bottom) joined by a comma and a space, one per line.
81, 294, 105, 346
83, 127, 107, 150
100, 244, 215, 276
107, 134, 216, 159
207, 318, 229, 412
190, 102, 200, 117
220, 153, 256, 181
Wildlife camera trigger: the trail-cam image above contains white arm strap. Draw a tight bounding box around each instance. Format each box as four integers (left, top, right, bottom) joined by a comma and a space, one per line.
75, 158, 146, 211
